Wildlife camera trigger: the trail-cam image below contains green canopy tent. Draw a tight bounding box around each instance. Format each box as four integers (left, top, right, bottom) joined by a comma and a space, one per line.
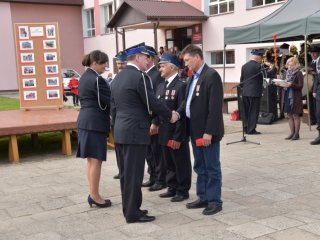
223, 0, 320, 127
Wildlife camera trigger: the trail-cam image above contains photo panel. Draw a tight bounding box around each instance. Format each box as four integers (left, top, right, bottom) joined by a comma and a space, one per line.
47, 89, 60, 100
22, 78, 36, 88
45, 25, 56, 38
46, 77, 59, 87
30, 26, 44, 37
44, 52, 57, 62
45, 64, 59, 75
19, 40, 34, 51
43, 39, 56, 49
20, 53, 34, 63
22, 65, 36, 76
23, 91, 37, 101
18, 26, 29, 39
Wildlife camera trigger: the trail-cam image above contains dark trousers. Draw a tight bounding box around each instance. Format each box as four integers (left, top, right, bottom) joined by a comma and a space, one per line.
316, 94, 320, 128
146, 135, 166, 184
309, 93, 317, 123
117, 144, 147, 221
242, 96, 261, 133
161, 143, 191, 196
72, 93, 79, 105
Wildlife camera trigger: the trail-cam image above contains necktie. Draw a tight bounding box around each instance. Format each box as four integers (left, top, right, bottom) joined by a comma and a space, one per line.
165, 80, 169, 88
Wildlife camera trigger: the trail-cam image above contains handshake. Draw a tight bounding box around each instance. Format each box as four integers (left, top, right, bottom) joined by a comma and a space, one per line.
170, 111, 180, 123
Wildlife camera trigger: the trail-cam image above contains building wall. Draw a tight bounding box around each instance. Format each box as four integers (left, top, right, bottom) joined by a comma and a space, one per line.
202, 1, 285, 87
0, 2, 84, 91
0, 2, 18, 91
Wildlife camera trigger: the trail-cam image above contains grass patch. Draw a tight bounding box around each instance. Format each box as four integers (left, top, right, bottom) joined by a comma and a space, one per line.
0, 132, 78, 162
0, 96, 20, 111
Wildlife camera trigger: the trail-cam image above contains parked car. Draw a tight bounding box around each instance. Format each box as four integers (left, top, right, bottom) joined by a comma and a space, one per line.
62, 69, 81, 95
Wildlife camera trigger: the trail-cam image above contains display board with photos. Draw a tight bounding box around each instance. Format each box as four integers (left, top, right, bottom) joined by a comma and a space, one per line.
14, 23, 63, 109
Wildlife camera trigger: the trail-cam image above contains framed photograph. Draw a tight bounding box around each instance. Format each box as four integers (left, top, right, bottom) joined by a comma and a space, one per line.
46, 77, 59, 87
45, 25, 56, 38
22, 78, 36, 88
22, 66, 36, 76
47, 89, 60, 100
45, 64, 59, 75
43, 39, 56, 49
20, 53, 34, 63
44, 52, 57, 62
30, 26, 44, 37
23, 91, 37, 101
19, 40, 34, 51
18, 26, 29, 39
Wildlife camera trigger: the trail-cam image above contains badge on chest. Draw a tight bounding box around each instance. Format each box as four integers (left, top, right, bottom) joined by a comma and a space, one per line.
164, 89, 176, 100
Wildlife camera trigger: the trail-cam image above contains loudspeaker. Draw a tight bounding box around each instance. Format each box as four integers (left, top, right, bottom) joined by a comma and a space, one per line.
259, 84, 278, 121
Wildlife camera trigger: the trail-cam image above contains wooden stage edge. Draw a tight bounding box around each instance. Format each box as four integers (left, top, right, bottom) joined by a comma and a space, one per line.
0, 108, 79, 163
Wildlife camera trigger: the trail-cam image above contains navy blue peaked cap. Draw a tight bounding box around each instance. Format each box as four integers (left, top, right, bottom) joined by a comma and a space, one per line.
125, 42, 149, 57
158, 53, 180, 68
251, 49, 265, 56
115, 51, 127, 62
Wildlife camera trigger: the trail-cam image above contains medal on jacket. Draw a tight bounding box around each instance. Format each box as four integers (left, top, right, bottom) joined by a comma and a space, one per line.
171, 90, 175, 100
165, 90, 169, 100
196, 85, 200, 96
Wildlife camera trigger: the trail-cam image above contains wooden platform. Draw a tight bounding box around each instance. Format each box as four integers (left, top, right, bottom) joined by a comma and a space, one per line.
0, 109, 78, 163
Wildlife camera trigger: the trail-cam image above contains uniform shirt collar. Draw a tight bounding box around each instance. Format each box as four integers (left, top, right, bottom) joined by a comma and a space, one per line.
193, 63, 205, 78
146, 64, 155, 73
127, 62, 141, 71
165, 73, 178, 87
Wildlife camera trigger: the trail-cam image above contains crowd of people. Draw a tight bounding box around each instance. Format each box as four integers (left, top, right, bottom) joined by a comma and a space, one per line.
75, 41, 320, 224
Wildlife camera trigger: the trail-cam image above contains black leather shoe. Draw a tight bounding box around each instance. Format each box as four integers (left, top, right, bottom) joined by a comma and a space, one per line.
126, 215, 155, 223
113, 173, 120, 179
285, 133, 294, 140
139, 209, 148, 215
142, 180, 155, 188
291, 133, 300, 140
310, 136, 320, 145
202, 204, 222, 215
171, 194, 189, 202
159, 191, 176, 198
88, 195, 112, 208
149, 183, 166, 191
247, 130, 261, 135
186, 199, 208, 209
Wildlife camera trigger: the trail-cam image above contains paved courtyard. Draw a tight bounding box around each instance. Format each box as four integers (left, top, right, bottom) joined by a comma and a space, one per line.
0, 111, 320, 240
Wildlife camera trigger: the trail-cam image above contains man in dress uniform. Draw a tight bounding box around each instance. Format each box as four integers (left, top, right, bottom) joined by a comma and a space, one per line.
240, 49, 265, 135
111, 43, 179, 223
142, 46, 167, 191
178, 44, 224, 215
112, 51, 127, 180
154, 53, 192, 202
310, 46, 320, 145
309, 46, 320, 126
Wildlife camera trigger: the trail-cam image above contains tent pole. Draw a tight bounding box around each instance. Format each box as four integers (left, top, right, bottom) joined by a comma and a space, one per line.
304, 35, 311, 130
223, 44, 226, 93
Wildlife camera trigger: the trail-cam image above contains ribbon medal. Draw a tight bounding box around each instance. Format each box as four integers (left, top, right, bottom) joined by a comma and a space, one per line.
165, 90, 170, 100
171, 90, 175, 100
196, 85, 200, 96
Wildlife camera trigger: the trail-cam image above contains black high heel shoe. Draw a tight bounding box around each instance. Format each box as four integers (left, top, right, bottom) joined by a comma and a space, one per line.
87, 195, 112, 208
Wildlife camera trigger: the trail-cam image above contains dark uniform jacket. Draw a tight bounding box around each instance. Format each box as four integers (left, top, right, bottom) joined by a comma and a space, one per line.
240, 60, 264, 97
178, 64, 224, 142
311, 59, 320, 95
111, 65, 171, 145
148, 65, 163, 92
155, 75, 187, 145
77, 68, 110, 133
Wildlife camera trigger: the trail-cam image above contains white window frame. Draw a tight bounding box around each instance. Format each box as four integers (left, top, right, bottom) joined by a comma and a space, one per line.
83, 8, 95, 37
101, 3, 114, 34
209, 0, 234, 16
210, 50, 235, 67
249, 0, 285, 8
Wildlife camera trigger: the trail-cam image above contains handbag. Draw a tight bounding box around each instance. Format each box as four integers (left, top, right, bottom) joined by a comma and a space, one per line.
257, 112, 274, 125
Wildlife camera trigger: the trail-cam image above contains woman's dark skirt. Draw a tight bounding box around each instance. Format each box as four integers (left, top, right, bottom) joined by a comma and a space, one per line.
76, 129, 107, 161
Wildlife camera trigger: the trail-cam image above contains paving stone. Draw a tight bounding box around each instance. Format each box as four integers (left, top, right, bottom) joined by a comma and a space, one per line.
227, 222, 276, 239
117, 222, 162, 238
268, 228, 320, 240
24, 232, 63, 240
214, 211, 257, 226
256, 216, 304, 230
6, 203, 44, 218
299, 222, 320, 236
155, 212, 193, 228
39, 197, 75, 211
257, 189, 296, 201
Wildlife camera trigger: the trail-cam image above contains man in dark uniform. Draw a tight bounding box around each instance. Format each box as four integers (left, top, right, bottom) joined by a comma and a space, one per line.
240, 49, 265, 135
142, 46, 167, 191
178, 44, 224, 216
309, 45, 320, 126
155, 53, 192, 202
310, 46, 320, 145
111, 43, 179, 223
112, 51, 127, 180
